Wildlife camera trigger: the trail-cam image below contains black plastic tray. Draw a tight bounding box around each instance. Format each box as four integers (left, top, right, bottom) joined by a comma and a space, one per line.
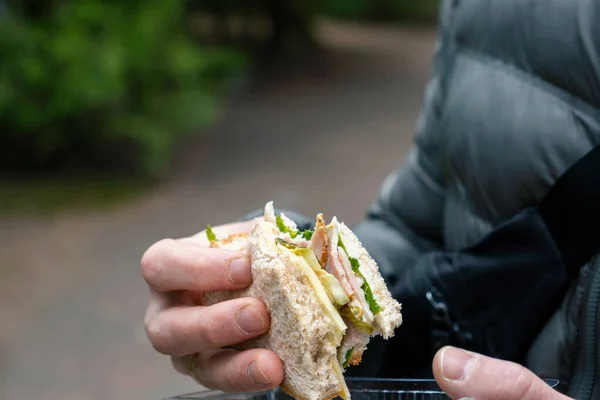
165, 377, 560, 400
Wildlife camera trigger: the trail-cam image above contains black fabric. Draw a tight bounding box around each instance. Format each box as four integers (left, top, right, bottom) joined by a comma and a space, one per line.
539, 144, 600, 273
349, 209, 570, 378
429, 209, 569, 361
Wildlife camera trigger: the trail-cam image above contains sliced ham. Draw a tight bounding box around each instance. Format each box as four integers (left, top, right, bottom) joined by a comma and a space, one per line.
338, 248, 374, 324
326, 228, 356, 298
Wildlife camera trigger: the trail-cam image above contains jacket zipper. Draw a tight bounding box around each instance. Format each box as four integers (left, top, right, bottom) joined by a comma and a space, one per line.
426, 288, 474, 353
570, 260, 600, 399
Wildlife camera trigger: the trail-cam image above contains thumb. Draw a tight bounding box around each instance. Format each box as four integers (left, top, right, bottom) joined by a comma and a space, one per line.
432, 346, 572, 400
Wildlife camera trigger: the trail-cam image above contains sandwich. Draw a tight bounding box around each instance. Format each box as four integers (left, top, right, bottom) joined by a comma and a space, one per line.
203, 201, 403, 400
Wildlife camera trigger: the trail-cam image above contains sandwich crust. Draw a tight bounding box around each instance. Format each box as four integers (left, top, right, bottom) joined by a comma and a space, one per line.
205, 221, 346, 400
337, 222, 402, 339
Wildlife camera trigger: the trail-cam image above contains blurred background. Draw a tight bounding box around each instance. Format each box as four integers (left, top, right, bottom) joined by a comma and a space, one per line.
0, 1, 437, 399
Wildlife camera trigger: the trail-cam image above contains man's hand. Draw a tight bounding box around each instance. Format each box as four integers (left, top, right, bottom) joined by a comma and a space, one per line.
433, 346, 572, 400
141, 220, 284, 392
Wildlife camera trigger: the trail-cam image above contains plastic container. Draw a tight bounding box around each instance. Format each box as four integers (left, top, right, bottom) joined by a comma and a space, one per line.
165, 377, 560, 400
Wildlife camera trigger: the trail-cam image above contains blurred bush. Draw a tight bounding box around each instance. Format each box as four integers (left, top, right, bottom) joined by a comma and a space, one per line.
0, 0, 437, 179
0, 0, 245, 177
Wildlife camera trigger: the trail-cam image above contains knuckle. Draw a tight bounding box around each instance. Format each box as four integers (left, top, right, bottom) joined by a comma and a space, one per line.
226, 365, 245, 392
194, 314, 220, 350
141, 238, 176, 284
502, 363, 540, 399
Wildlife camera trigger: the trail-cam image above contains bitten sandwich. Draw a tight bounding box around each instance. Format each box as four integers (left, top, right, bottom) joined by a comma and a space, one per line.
203, 202, 402, 400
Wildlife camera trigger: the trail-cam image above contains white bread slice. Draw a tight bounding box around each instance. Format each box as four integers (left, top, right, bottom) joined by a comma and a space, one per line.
337, 222, 402, 339
205, 221, 348, 400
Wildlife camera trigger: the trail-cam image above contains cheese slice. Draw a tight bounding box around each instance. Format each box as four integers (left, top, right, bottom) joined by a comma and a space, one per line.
279, 245, 348, 335
293, 247, 350, 307
331, 360, 351, 400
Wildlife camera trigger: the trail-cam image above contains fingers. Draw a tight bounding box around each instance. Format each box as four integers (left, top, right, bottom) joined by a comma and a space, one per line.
433, 346, 572, 400
141, 238, 252, 292
174, 348, 283, 392
145, 298, 270, 356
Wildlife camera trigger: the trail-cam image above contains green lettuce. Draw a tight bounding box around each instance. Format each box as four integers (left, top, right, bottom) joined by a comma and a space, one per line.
338, 235, 382, 315
302, 230, 314, 240
276, 214, 313, 240
276, 215, 298, 238
342, 348, 354, 369
205, 225, 218, 242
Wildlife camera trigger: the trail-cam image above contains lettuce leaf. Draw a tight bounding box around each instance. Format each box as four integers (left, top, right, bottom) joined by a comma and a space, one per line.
276, 214, 313, 241
342, 348, 354, 369
302, 230, 314, 240
205, 225, 218, 242
275, 215, 298, 238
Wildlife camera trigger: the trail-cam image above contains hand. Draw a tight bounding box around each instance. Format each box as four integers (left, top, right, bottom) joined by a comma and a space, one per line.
433, 346, 573, 400
141, 220, 284, 392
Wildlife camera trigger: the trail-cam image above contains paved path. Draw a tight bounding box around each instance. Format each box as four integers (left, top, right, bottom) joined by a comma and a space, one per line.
0, 21, 435, 400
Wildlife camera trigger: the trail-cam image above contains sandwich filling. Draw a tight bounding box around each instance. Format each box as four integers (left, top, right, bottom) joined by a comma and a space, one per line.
261, 202, 383, 373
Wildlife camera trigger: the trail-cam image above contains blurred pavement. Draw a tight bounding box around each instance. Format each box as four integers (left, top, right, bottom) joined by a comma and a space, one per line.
0, 21, 435, 400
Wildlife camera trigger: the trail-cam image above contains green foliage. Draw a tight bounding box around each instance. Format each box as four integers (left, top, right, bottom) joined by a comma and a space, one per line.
0, 1, 245, 176
0, 0, 436, 179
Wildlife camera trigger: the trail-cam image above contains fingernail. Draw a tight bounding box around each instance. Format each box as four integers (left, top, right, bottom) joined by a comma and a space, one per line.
247, 360, 271, 386
228, 256, 251, 285
440, 347, 475, 381
235, 306, 266, 334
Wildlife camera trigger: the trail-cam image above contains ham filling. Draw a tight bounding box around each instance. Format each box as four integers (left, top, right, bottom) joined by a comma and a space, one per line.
337, 248, 374, 323
312, 216, 374, 325
265, 202, 375, 326
326, 231, 357, 299
264, 202, 383, 373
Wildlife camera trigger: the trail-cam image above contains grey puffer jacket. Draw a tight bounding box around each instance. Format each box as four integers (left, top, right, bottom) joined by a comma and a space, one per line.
245, 0, 600, 397
354, 0, 600, 393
